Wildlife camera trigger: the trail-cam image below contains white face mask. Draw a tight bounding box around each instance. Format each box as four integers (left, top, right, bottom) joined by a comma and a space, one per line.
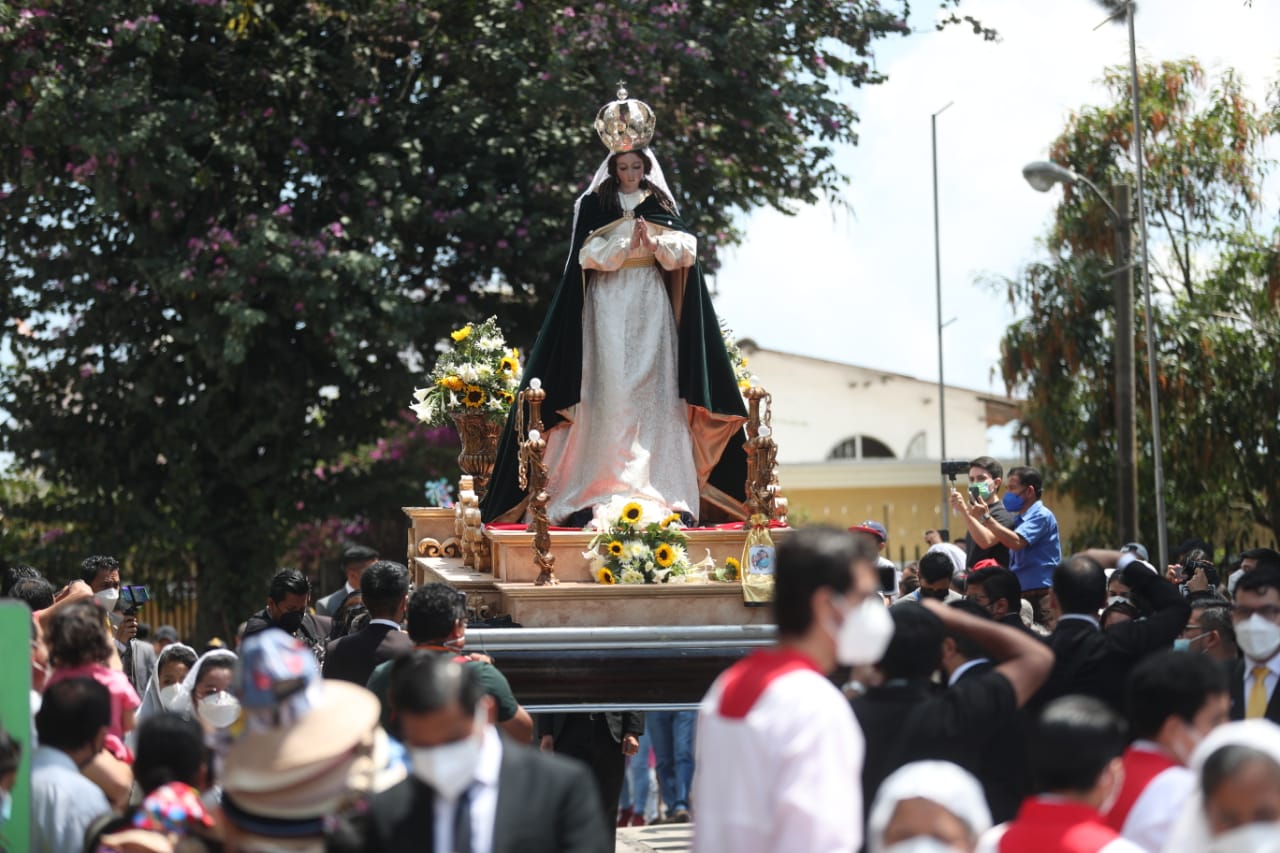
832, 595, 895, 667
1236, 614, 1280, 662
1207, 822, 1280, 853
158, 683, 187, 711
94, 587, 120, 609
411, 718, 484, 799
1106, 595, 1130, 609
197, 691, 241, 729
884, 838, 963, 853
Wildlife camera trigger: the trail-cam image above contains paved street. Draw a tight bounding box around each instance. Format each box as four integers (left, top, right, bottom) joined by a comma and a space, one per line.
617, 823, 693, 852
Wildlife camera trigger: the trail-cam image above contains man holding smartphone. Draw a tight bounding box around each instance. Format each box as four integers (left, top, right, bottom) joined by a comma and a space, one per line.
949, 456, 1015, 570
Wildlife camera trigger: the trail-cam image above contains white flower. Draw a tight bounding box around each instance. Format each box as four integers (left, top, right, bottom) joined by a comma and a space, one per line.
458, 364, 479, 383
318, 384, 340, 401
476, 365, 493, 380
486, 395, 506, 411
620, 568, 645, 584
478, 336, 503, 351
448, 392, 460, 408
625, 542, 650, 562
666, 574, 688, 584
412, 387, 430, 403
409, 398, 437, 423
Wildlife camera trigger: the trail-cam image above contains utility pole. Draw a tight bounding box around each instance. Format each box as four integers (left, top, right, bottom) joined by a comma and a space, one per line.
1112, 184, 1138, 544
932, 102, 953, 531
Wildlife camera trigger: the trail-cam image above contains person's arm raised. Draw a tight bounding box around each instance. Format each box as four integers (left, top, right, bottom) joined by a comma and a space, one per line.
920, 598, 1054, 707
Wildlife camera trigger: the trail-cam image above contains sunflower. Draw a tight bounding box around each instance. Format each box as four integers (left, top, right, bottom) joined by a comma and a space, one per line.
655, 543, 676, 568
607, 540, 624, 558
463, 385, 486, 408
725, 556, 741, 572
500, 355, 519, 375
621, 502, 644, 525
438, 375, 464, 392
661, 513, 683, 528
450, 324, 472, 343
595, 566, 616, 585
501, 390, 515, 404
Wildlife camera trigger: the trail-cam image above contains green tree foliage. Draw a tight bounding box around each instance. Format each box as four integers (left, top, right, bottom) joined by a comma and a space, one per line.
0, 0, 987, 638
998, 58, 1280, 552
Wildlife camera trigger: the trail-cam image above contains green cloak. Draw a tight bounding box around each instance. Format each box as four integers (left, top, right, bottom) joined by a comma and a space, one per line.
480, 190, 749, 524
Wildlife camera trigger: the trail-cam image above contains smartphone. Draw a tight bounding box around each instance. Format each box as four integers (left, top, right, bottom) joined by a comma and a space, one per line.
969, 481, 990, 502
120, 584, 151, 614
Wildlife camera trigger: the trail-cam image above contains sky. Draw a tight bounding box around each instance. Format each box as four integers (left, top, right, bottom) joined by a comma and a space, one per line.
709, 0, 1280, 454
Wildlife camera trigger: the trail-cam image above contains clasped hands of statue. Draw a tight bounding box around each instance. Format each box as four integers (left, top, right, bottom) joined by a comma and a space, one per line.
632, 216, 658, 253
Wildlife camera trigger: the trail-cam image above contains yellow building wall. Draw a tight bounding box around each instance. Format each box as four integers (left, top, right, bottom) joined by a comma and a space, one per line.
783, 475, 1092, 566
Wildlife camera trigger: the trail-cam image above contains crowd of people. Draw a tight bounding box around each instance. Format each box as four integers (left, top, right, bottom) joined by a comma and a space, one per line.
3, 461, 1280, 852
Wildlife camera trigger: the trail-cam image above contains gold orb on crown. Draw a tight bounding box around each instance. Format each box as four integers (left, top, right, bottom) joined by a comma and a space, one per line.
594, 82, 655, 153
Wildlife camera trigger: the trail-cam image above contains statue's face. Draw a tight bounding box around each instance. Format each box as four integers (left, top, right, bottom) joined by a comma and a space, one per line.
613, 152, 645, 193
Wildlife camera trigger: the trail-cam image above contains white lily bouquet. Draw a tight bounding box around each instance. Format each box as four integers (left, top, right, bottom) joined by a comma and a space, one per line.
409, 316, 521, 426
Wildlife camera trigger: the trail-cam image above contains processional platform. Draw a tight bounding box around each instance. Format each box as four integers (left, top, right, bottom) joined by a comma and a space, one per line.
404, 507, 785, 629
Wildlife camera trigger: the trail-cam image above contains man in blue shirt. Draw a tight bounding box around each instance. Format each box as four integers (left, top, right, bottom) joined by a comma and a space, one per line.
31, 678, 112, 853
973, 466, 1060, 623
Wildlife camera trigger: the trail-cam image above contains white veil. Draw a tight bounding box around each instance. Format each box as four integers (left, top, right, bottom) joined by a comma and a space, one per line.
171, 648, 239, 716
565, 146, 679, 274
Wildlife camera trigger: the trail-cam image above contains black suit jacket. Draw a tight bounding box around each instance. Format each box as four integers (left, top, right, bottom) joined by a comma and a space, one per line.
362, 734, 610, 853
1032, 566, 1190, 713
1228, 658, 1280, 722
323, 623, 414, 685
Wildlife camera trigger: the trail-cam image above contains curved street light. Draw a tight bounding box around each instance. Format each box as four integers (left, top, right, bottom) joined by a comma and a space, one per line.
1021, 159, 1139, 547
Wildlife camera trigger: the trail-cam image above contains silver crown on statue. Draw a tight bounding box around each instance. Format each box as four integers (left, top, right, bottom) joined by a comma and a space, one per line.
594, 82, 655, 153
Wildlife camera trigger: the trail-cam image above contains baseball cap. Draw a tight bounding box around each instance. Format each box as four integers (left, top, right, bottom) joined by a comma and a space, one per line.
1120, 542, 1149, 561
850, 520, 887, 543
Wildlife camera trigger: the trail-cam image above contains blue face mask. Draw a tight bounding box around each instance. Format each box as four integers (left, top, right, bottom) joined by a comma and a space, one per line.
0, 786, 11, 824
1002, 490, 1025, 513
1174, 633, 1206, 653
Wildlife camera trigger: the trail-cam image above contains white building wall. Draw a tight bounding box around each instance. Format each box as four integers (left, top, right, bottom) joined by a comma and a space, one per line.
741, 344, 1004, 465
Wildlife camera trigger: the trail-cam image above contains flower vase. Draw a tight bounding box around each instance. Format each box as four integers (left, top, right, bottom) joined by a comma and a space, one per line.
450, 411, 502, 501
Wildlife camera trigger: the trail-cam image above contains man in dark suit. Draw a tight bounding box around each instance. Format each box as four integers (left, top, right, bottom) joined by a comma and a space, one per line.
315, 544, 379, 618
1227, 565, 1280, 722
851, 598, 1052, 824
538, 710, 643, 846
323, 560, 412, 685
360, 651, 608, 853
1031, 555, 1189, 714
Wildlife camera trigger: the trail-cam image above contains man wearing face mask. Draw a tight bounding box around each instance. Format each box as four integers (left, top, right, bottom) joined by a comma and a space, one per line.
1102, 651, 1230, 852
976, 696, 1143, 852
1228, 565, 1280, 723
1176, 598, 1238, 663
81, 554, 157, 696
693, 527, 890, 853
360, 650, 608, 853
965, 466, 1061, 623
242, 568, 332, 664
892, 550, 963, 608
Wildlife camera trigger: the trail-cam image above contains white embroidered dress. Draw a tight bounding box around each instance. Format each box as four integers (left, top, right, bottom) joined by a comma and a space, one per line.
541, 189, 700, 525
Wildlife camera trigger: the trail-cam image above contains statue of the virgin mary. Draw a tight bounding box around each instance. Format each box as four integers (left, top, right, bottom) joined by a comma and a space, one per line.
481, 86, 748, 527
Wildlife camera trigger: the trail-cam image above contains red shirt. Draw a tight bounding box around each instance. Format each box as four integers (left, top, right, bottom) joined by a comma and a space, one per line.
996, 798, 1129, 853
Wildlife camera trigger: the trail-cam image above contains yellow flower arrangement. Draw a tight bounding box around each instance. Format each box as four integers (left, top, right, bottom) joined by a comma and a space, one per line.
409, 317, 522, 426
587, 498, 698, 585
595, 566, 617, 585
714, 556, 741, 583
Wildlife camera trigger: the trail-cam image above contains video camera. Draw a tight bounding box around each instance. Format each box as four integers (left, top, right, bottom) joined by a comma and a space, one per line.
120, 584, 151, 616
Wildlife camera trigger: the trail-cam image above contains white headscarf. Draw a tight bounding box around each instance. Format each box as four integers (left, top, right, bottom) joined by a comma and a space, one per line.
1160, 719, 1280, 853
172, 648, 239, 716
134, 640, 197, 722
867, 760, 993, 853
566, 146, 678, 274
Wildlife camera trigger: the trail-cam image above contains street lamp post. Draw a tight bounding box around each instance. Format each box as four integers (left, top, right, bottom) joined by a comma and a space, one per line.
933, 102, 953, 532
1022, 161, 1138, 545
